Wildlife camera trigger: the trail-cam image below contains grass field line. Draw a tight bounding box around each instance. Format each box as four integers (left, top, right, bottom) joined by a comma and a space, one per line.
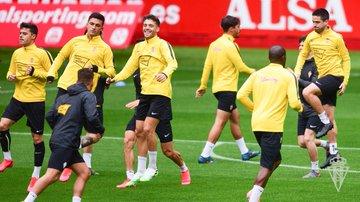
12, 131, 360, 174
212, 142, 360, 174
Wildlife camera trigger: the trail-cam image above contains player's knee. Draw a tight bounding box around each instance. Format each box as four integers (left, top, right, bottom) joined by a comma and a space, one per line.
143, 126, 153, 136
80, 169, 91, 180
32, 135, 43, 144
297, 139, 306, 148
124, 136, 135, 149
0, 121, 9, 131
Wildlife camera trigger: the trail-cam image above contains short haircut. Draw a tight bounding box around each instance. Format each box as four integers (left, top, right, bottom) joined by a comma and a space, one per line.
221, 15, 240, 32
78, 68, 94, 86
299, 35, 307, 43
88, 12, 105, 24
20, 22, 38, 35
312, 8, 329, 21
143, 14, 160, 26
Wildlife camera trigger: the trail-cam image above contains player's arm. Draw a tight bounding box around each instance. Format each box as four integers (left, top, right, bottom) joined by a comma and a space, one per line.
83, 93, 105, 135
6, 52, 17, 81
337, 36, 351, 95
196, 47, 212, 98
156, 42, 178, 82
125, 99, 140, 109
45, 103, 58, 129
96, 47, 116, 78
29, 50, 53, 80
110, 45, 139, 83
294, 38, 310, 76
228, 44, 255, 75
47, 39, 74, 82
287, 73, 303, 112
237, 73, 255, 111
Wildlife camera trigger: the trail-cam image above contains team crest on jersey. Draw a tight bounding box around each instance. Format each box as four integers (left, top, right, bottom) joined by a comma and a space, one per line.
57, 104, 71, 115
92, 46, 97, 52
151, 46, 155, 53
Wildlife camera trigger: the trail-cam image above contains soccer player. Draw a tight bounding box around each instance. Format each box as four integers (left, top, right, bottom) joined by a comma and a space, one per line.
24, 68, 104, 202
108, 14, 191, 186
0, 22, 53, 192
237, 46, 303, 202
196, 15, 259, 163
296, 36, 328, 178
294, 8, 351, 168
46, 12, 116, 180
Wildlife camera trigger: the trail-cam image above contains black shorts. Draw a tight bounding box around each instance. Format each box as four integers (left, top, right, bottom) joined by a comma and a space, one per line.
47, 144, 84, 171
214, 91, 237, 112
297, 115, 322, 135
84, 106, 103, 133
2, 98, 45, 134
254, 132, 282, 170
135, 95, 172, 121
125, 115, 173, 143
315, 75, 343, 106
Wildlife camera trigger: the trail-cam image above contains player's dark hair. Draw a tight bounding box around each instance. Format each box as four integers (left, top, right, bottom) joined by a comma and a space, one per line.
20, 22, 38, 36
88, 12, 105, 24
269, 45, 286, 66
221, 15, 240, 32
299, 35, 307, 43
143, 14, 160, 26
78, 68, 94, 87
312, 8, 329, 21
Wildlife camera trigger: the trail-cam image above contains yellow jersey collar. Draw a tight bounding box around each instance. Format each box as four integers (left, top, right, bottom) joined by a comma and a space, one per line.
23, 43, 37, 50
317, 26, 332, 36
145, 35, 159, 44
222, 33, 235, 42
86, 34, 102, 42
268, 63, 284, 68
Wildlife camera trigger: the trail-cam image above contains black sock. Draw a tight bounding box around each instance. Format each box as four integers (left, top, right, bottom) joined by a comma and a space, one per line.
0, 130, 11, 152
34, 141, 45, 166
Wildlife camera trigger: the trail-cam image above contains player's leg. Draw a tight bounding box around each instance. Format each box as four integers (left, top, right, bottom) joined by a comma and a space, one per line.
229, 109, 260, 160
71, 162, 91, 202
139, 116, 159, 182
0, 98, 26, 172
303, 128, 320, 178
25, 101, 46, 191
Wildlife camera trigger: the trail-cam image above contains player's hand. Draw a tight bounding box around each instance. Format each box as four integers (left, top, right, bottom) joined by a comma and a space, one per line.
155, 73, 167, 82
106, 77, 114, 85
7, 74, 16, 81
125, 99, 140, 109
195, 88, 206, 98
338, 82, 346, 96
26, 66, 35, 76
46, 76, 54, 84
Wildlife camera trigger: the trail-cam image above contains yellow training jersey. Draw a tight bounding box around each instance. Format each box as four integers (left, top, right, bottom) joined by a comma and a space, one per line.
237, 63, 303, 132
199, 34, 255, 93
7, 43, 53, 102
113, 36, 177, 99
295, 27, 351, 85
48, 35, 116, 90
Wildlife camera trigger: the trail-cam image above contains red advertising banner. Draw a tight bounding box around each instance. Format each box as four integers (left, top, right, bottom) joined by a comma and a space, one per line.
137, 0, 360, 50
0, 2, 143, 49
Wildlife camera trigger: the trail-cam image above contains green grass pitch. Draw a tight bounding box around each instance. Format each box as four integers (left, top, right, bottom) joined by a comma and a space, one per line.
0, 46, 359, 201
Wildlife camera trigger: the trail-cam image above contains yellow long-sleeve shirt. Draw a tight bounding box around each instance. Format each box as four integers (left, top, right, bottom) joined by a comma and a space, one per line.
199, 34, 255, 93
295, 27, 351, 85
113, 36, 177, 99
237, 63, 303, 132
48, 35, 115, 90
7, 43, 53, 102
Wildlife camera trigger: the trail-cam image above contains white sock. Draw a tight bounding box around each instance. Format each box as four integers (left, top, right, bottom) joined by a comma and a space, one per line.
148, 151, 157, 170
32, 166, 41, 178
236, 137, 249, 154
200, 141, 215, 158
249, 185, 264, 202
72, 196, 81, 202
126, 170, 135, 180
24, 191, 37, 202
3, 151, 12, 160
82, 153, 92, 168
180, 162, 188, 172
329, 143, 338, 155
319, 140, 328, 148
311, 161, 319, 171
318, 111, 330, 124
137, 156, 147, 173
